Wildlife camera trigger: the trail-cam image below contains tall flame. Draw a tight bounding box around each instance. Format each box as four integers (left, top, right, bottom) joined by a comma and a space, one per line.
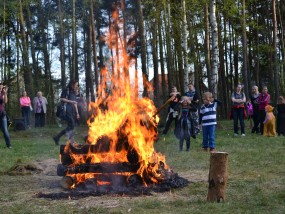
62, 5, 168, 188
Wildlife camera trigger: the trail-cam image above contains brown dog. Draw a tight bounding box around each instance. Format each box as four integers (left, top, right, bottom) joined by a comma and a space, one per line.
263, 105, 276, 137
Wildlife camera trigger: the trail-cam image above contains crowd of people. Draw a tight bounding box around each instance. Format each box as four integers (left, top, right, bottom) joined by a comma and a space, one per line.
161, 83, 285, 153
0, 79, 87, 149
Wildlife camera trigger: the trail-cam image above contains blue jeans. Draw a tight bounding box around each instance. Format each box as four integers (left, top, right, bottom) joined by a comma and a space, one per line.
21, 106, 30, 127
233, 108, 245, 134
1, 114, 11, 147
202, 125, 216, 149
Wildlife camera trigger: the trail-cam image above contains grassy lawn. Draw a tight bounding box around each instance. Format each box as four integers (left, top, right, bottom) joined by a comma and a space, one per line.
0, 120, 284, 214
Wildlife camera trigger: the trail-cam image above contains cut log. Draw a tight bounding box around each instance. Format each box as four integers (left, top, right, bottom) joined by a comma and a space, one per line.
57, 162, 140, 176
60, 176, 75, 189
207, 152, 228, 202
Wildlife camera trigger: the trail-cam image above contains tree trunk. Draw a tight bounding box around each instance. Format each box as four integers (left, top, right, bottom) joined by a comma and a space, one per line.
57, 0, 66, 89
207, 152, 228, 202
241, 0, 249, 99
19, 0, 34, 96
72, 0, 78, 80
137, 0, 148, 97
209, 0, 219, 97
204, 3, 211, 91
272, 0, 279, 105
182, 0, 189, 92
89, 0, 96, 102
25, 0, 39, 91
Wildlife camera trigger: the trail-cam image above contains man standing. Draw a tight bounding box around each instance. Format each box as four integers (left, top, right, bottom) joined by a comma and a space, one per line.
250, 86, 260, 133
33, 91, 48, 127
185, 83, 200, 134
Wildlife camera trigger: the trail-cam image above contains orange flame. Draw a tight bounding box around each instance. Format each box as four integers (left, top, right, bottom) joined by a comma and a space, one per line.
63, 6, 168, 188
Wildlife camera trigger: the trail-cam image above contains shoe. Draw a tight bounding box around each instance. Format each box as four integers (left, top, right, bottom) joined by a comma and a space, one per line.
53, 136, 59, 145
8, 146, 12, 149
202, 148, 208, 152
234, 133, 238, 137
210, 148, 216, 153
241, 134, 246, 137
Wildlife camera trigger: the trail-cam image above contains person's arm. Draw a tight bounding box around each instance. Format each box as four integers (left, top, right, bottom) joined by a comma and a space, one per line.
214, 99, 222, 106
2, 87, 8, 103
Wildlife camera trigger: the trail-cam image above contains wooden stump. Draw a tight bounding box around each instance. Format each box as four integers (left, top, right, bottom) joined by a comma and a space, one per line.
207, 152, 228, 202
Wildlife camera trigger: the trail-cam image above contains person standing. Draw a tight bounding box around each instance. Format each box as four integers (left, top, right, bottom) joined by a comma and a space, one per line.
276, 96, 285, 136
162, 86, 181, 135
0, 83, 12, 149
258, 86, 270, 135
174, 96, 197, 152
53, 80, 80, 145
33, 91, 48, 127
185, 83, 200, 134
250, 86, 260, 134
199, 92, 221, 152
20, 91, 32, 129
231, 84, 246, 136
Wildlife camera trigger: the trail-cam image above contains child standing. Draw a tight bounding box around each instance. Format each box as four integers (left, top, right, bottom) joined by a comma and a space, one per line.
199, 92, 221, 153
174, 96, 197, 152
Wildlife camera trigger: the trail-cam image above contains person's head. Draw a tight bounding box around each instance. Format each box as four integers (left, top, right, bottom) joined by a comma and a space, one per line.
68, 80, 79, 91
262, 86, 268, 94
37, 91, 42, 97
236, 84, 243, 93
279, 96, 285, 104
171, 86, 177, 93
22, 91, 27, 97
202, 92, 213, 105
180, 96, 190, 106
252, 86, 258, 94
187, 83, 194, 91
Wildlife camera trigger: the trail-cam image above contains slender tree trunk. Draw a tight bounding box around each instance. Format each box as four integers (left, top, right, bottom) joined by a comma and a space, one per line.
209, 0, 219, 97
19, 0, 34, 96
241, 0, 249, 99
89, 0, 96, 102
72, 0, 78, 80
272, 0, 279, 104
137, 0, 148, 97
205, 3, 211, 91
158, 9, 167, 100
278, 0, 285, 91
57, 0, 66, 89
182, 0, 189, 92
25, 0, 39, 91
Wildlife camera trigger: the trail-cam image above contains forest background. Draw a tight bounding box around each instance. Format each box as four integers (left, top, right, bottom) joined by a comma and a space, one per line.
0, 0, 284, 125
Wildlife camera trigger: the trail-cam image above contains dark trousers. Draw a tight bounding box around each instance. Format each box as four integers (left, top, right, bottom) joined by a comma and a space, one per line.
21, 106, 30, 127
259, 110, 266, 135
0, 114, 11, 147
233, 108, 245, 134
179, 138, 190, 151
163, 113, 176, 135
251, 111, 259, 133
35, 113, 45, 127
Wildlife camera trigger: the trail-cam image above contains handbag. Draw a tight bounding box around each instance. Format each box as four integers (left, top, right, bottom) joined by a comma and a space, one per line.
56, 102, 66, 120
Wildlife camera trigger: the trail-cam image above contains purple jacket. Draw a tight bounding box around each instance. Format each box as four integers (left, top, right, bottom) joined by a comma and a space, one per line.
258, 93, 270, 110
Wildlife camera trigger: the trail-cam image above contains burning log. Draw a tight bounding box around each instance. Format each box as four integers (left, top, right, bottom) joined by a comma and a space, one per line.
57, 162, 140, 176
207, 152, 228, 202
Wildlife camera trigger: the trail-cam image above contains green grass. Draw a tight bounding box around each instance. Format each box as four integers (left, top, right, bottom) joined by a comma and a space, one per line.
0, 120, 284, 213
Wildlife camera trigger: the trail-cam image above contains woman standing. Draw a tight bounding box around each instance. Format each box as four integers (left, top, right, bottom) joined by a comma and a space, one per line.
0, 83, 12, 148
53, 80, 80, 145
231, 84, 246, 136
276, 96, 285, 136
20, 91, 31, 129
33, 91, 48, 127
258, 86, 270, 135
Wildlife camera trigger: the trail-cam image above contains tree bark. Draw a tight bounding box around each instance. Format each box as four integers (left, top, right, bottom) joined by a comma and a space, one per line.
209, 0, 219, 97
207, 152, 228, 202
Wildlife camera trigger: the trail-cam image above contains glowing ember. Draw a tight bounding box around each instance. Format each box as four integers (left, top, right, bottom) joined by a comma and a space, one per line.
59, 6, 170, 189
